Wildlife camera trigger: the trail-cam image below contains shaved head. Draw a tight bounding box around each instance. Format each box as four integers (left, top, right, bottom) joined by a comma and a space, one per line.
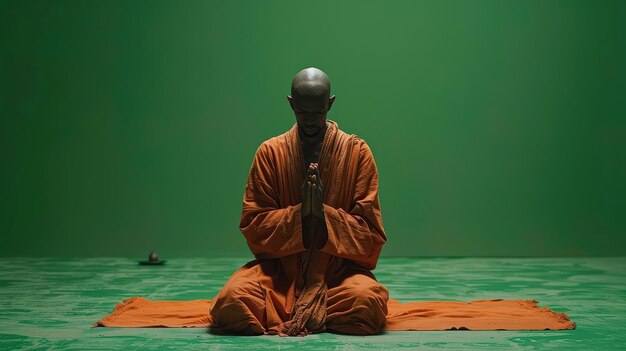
290, 67, 331, 99
287, 67, 336, 138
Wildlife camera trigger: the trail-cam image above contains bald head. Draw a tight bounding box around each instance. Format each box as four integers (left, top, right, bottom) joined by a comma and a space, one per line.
287, 67, 336, 137
290, 67, 331, 99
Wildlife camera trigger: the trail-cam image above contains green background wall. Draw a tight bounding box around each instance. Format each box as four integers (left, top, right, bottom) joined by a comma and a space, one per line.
2, 0, 624, 258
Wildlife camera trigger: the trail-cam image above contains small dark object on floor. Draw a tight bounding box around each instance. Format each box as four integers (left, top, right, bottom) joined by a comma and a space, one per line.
139, 251, 167, 265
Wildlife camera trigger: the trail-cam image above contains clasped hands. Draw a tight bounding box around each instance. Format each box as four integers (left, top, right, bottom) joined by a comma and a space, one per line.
301, 162, 324, 219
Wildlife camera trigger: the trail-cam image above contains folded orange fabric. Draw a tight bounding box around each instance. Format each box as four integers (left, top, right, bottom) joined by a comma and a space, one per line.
93, 297, 575, 331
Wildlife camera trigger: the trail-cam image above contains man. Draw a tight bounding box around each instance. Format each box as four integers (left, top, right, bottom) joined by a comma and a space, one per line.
208, 67, 388, 336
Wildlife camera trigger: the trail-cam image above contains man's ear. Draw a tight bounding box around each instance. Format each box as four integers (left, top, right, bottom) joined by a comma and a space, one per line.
327, 95, 336, 111
287, 95, 295, 110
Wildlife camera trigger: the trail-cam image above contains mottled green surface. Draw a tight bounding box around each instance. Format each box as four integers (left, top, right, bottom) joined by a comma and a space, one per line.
1, 257, 625, 350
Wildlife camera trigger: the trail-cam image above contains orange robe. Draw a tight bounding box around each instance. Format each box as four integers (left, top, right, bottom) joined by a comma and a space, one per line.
92, 119, 576, 332
208, 119, 389, 335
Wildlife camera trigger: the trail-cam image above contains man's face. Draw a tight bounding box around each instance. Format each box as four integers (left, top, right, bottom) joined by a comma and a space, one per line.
287, 94, 335, 137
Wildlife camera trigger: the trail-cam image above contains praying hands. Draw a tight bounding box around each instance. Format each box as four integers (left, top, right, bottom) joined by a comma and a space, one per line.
301, 162, 324, 219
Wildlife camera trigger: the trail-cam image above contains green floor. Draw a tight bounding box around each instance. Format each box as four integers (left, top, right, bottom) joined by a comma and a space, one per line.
1, 257, 625, 350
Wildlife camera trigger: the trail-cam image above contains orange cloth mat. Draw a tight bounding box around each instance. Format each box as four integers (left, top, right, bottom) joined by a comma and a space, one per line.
93, 297, 575, 331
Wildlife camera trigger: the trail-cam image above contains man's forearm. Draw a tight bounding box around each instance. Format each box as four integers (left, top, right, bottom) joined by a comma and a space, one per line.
317, 203, 385, 270
240, 203, 307, 259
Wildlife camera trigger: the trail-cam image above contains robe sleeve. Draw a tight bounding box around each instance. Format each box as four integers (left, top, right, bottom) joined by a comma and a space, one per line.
239, 142, 307, 259
320, 141, 387, 270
